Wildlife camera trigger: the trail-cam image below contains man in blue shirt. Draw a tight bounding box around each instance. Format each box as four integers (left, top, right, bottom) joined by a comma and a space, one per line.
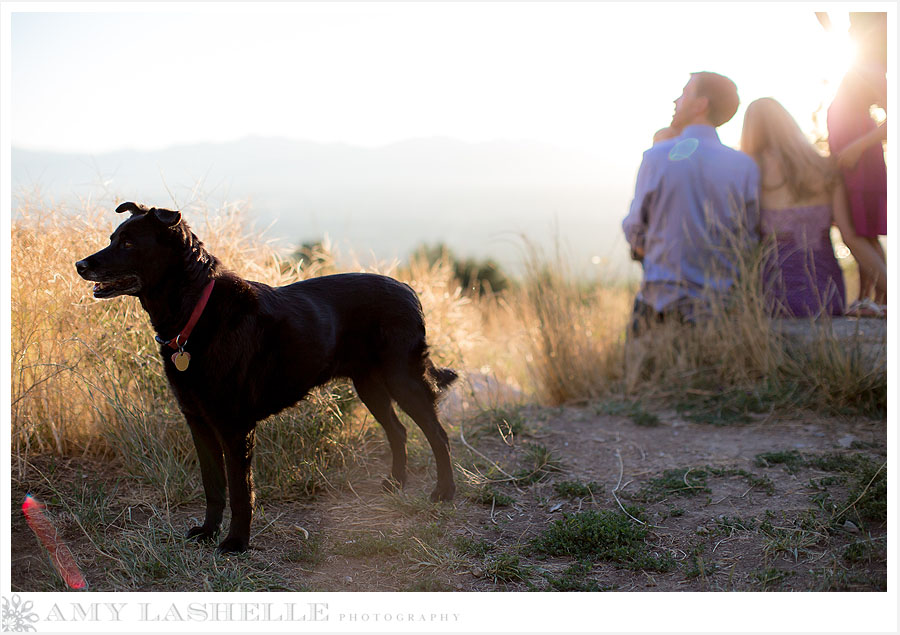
623, 72, 760, 337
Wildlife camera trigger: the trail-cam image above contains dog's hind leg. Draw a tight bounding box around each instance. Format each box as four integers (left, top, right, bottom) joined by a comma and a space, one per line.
353, 375, 408, 492
386, 374, 455, 502
185, 417, 227, 543
217, 428, 257, 554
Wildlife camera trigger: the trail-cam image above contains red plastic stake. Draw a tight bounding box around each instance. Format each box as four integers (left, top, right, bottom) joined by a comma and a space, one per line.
22, 494, 87, 590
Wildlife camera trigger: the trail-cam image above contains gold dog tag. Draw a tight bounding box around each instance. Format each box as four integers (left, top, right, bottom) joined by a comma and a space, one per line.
172, 351, 191, 372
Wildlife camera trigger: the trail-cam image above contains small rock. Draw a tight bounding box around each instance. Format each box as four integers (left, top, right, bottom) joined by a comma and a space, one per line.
837, 435, 856, 449
696, 526, 710, 535
344, 576, 353, 583
843, 520, 860, 534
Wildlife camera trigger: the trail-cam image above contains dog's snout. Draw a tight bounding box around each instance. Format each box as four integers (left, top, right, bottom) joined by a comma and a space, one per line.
75, 259, 89, 276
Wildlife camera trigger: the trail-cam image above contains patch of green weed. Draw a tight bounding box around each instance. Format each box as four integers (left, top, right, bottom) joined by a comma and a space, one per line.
807, 452, 868, 473
632, 465, 774, 503
814, 566, 886, 591
759, 514, 828, 561
707, 466, 775, 495
715, 515, 757, 533
750, 567, 794, 590
530, 509, 674, 571
553, 480, 601, 499
632, 468, 711, 502
596, 399, 660, 427
803, 453, 888, 527
403, 577, 454, 592
284, 533, 326, 566
466, 485, 515, 507
539, 560, 608, 591
754, 450, 805, 474
842, 539, 885, 565
482, 553, 533, 584
514, 443, 563, 486
467, 406, 527, 442
808, 475, 846, 490
662, 507, 685, 520
684, 546, 720, 581
675, 388, 770, 426
334, 532, 408, 558
839, 459, 887, 527
453, 536, 495, 558
103, 515, 293, 591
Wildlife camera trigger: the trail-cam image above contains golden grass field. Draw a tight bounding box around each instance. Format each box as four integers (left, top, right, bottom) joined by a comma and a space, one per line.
11, 198, 633, 459
9, 198, 887, 592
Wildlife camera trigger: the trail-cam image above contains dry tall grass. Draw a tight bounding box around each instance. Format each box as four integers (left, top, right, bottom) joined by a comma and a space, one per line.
11, 197, 886, 484
12, 201, 153, 458
514, 215, 886, 415
517, 241, 632, 405
10, 199, 484, 493
10, 200, 298, 489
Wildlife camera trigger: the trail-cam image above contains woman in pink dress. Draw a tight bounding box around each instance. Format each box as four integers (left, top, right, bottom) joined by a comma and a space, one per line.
742, 98, 849, 318
826, 12, 887, 315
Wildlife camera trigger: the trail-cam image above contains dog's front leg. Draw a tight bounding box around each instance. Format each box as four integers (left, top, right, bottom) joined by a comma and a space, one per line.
185, 418, 227, 543
216, 428, 256, 554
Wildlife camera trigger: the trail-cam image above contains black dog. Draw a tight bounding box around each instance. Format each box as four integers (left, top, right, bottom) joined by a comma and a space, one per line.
76, 202, 457, 553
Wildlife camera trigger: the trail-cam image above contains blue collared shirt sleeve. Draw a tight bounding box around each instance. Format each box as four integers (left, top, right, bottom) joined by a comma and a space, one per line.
623, 149, 657, 253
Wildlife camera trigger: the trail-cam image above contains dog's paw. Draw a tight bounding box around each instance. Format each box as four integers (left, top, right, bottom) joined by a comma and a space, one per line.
381, 476, 405, 493
186, 525, 219, 543
430, 483, 456, 503
216, 535, 250, 555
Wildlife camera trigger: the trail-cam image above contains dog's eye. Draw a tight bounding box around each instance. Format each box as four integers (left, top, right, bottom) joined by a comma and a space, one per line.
123, 240, 135, 249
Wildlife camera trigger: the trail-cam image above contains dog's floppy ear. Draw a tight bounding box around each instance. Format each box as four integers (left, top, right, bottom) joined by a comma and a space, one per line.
115, 201, 150, 215
150, 207, 182, 227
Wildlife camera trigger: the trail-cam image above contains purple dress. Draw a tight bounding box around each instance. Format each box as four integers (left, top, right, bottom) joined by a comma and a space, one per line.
761, 205, 845, 318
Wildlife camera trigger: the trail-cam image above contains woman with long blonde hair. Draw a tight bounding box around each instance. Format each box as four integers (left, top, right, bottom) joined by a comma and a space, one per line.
741, 97, 873, 317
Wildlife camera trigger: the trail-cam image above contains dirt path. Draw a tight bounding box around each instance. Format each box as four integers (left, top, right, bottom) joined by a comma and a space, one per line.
289, 404, 886, 592
10, 403, 887, 592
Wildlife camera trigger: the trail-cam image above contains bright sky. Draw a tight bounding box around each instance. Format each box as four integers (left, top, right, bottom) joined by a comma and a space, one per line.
8, 3, 866, 157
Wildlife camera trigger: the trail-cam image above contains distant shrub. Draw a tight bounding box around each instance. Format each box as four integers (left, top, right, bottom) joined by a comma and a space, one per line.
412, 243, 509, 296
284, 239, 336, 275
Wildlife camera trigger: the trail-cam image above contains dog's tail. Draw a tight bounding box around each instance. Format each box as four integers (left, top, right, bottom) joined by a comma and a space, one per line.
429, 366, 459, 391
415, 340, 458, 393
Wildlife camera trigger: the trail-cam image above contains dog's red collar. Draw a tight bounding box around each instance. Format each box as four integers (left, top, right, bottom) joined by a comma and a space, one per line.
155, 279, 215, 350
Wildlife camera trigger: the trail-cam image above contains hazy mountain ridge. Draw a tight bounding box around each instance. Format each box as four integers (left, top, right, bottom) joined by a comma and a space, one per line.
12, 136, 637, 276
13, 135, 621, 191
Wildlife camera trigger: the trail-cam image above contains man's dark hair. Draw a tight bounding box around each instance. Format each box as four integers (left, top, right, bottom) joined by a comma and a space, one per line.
690, 71, 740, 127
